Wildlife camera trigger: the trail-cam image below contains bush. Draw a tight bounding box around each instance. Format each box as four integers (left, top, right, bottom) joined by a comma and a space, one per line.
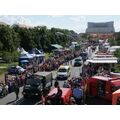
2, 51, 19, 63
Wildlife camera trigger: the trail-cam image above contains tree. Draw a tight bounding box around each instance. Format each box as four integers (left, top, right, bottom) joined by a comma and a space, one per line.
0, 25, 20, 52
114, 49, 120, 58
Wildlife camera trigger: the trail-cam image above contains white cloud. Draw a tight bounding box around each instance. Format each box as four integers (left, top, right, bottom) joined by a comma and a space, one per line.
70, 16, 86, 23
70, 16, 87, 33
0, 16, 33, 26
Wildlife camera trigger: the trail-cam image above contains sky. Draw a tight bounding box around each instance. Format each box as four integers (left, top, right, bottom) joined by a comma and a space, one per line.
0, 15, 120, 33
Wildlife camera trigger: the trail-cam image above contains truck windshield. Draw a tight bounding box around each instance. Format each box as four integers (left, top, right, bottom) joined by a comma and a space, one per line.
58, 68, 67, 72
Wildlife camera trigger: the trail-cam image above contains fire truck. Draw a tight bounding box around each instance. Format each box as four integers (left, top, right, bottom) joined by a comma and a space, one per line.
86, 75, 120, 101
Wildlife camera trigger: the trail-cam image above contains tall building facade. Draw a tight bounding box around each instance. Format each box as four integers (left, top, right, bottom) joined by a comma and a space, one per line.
86, 21, 115, 40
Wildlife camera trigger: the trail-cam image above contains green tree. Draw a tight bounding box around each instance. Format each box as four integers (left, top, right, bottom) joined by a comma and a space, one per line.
114, 49, 120, 58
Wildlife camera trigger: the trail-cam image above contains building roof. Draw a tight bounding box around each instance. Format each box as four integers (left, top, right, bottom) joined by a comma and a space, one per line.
51, 44, 63, 49
86, 21, 115, 34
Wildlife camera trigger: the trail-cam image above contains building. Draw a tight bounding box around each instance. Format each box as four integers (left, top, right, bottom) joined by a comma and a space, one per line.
86, 21, 115, 40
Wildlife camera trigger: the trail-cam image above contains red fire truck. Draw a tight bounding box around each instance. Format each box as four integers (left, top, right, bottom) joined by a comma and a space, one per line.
86, 75, 120, 101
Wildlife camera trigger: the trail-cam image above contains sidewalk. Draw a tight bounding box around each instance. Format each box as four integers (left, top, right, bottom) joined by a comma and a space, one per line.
0, 87, 23, 105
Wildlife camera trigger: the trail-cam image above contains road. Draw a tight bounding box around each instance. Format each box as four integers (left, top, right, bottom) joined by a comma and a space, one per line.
0, 58, 112, 105
0, 58, 81, 105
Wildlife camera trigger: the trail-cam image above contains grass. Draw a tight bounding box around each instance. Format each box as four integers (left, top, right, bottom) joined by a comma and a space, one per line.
0, 62, 18, 75
0, 68, 7, 75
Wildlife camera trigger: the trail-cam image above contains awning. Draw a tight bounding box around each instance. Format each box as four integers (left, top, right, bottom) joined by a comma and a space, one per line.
87, 59, 118, 63
51, 44, 63, 49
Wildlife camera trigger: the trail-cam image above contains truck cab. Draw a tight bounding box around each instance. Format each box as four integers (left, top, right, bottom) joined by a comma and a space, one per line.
23, 71, 53, 98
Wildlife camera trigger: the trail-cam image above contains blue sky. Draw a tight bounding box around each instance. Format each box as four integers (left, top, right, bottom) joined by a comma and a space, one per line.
0, 15, 120, 33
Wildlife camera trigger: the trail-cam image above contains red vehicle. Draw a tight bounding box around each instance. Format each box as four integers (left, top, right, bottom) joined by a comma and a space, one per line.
112, 89, 120, 105
86, 75, 120, 101
47, 88, 72, 104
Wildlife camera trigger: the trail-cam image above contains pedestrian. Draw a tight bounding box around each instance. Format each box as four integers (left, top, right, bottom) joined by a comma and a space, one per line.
72, 84, 83, 105
14, 83, 20, 100
63, 80, 70, 88
0, 83, 3, 97
54, 86, 63, 105
54, 80, 59, 88
2, 84, 7, 97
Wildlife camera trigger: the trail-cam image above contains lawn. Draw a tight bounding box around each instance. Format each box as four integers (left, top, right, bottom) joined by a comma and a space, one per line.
0, 62, 18, 75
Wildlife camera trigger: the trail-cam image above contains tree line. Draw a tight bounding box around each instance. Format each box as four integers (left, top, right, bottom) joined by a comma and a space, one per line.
0, 24, 79, 63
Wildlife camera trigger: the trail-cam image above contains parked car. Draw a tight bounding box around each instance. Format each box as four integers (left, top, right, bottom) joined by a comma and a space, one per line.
7, 65, 25, 75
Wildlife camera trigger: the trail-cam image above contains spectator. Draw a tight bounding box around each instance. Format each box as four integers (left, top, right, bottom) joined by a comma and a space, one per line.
2, 84, 7, 96
54, 80, 59, 88
54, 86, 63, 105
14, 83, 20, 100
63, 81, 70, 88
72, 84, 83, 105
0, 84, 3, 97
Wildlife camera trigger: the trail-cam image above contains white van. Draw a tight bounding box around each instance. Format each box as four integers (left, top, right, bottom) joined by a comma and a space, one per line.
57, 65, 71, 80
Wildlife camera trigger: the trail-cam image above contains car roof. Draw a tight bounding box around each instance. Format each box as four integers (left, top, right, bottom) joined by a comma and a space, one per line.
59, 65, 70, 69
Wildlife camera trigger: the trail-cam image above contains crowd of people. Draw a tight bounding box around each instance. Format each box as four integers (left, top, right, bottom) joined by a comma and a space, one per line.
0, 49, 81, 99
38, 50, 81, 72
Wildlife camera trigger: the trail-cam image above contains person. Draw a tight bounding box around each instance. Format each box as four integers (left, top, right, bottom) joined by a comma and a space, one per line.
2, 84, 7, 97
14, 83, 20, 100
72, 84, 83, 105
54, 80, 59, 88
0, 84, 3, 97
69, 97, 77, 105
53, 86, 63, 105
63, 81, 70, 88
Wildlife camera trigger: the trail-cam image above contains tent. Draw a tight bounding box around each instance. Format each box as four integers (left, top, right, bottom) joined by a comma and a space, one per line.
51, 44, 63, 49
19, 53, 34, 59
87, 59, 117, 63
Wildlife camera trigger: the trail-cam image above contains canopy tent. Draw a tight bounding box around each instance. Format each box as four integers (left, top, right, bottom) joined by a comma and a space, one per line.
19, 53, 34, 59
20, 48, 28, 54
20, 60, 29, 63
87, 59, 118, 63
51, 44, 63, 49
29, 48, 45, 57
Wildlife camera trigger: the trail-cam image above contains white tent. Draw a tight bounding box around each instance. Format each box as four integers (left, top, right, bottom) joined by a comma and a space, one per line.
87, 59, 117, 63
